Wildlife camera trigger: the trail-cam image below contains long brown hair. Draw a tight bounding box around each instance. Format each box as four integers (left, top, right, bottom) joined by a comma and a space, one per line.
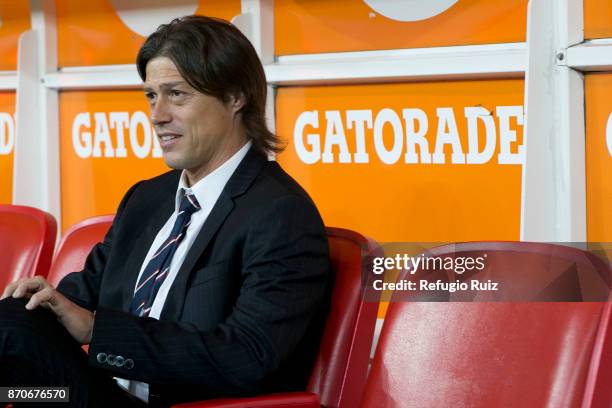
137, 15, 283, 154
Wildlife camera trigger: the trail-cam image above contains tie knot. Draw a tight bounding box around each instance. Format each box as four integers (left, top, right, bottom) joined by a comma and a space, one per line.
179, 190, 201, 215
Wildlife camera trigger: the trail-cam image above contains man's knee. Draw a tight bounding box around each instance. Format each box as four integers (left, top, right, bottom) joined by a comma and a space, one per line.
0, 296, 29, 314
0, 297, 57, 340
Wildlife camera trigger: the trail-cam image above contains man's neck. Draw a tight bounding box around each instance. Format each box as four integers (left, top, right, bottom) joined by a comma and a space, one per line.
184, 138, 250, 187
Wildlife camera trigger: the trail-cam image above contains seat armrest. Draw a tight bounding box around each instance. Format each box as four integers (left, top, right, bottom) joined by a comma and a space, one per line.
172, 392, 320, 408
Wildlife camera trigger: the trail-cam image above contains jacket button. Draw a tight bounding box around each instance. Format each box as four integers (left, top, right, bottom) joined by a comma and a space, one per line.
124, 359, 134, 369
107, 354, 116, 366
115, 356, 125, 368
96, 353, 107, 364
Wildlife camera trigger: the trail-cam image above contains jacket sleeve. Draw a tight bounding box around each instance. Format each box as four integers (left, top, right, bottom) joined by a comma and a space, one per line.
56, 181, 143, 311
86, 194, 331, 395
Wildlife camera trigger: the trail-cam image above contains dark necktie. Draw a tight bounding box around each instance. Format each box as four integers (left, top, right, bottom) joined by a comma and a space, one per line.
130, 190, 201, 317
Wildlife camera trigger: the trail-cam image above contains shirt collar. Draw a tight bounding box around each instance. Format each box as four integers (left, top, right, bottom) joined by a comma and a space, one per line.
175, 141, 252, 212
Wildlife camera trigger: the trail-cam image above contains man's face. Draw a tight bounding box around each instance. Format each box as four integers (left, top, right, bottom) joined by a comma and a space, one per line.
143, 56, 245, 185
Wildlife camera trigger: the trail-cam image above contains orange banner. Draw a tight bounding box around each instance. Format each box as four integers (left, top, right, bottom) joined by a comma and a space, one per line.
0, 0, 30, 70
585, 74, 612, 241
0, 92, 15, 204
276, 79, 525, 243
584, 0, 612, 40
276, 0, 527, 55
57, 0, 241, 67
59, 90, 169, 231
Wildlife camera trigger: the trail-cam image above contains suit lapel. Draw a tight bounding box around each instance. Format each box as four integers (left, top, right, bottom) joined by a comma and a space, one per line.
160, 146, 267, 320
160, 193, 234, 320
120, 173, 178, 312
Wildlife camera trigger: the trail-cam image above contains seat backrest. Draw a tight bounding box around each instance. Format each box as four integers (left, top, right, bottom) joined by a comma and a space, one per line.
0, 204, 57, 291
306, 227, 381, 408
361, 242, 612, 408
48, 215, 113, 287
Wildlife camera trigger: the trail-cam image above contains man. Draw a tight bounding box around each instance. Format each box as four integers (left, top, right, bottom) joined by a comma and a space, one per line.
0, 15, 331, 407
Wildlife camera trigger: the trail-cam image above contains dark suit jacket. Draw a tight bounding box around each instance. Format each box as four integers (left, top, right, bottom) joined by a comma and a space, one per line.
57, 147, 331, 406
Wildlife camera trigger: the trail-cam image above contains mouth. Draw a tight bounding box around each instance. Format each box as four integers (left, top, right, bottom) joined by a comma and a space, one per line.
158, 133, 182, 149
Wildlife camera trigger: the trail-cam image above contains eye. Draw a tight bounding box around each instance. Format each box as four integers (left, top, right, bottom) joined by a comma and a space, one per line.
144, 92, 156, 102
170, 89, 184, 97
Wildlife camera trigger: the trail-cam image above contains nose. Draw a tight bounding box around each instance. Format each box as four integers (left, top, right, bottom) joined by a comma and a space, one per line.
150, 96, 172, 126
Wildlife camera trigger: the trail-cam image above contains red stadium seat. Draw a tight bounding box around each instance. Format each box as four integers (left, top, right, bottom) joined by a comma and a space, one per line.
361, 242, 612, 408
173, 227, 382, 408
47, 215, 113, 287
0, 204, 56, 292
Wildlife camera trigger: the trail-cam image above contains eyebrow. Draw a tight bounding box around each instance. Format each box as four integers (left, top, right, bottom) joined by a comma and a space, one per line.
143, 81, 188, 93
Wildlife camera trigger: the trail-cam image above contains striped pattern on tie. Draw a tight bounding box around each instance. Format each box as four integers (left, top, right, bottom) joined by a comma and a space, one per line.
130, 189, 201, 317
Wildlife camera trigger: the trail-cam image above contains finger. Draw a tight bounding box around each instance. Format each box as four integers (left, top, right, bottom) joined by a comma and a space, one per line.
1, 278, 23, 300
1, 277, 32, 300
12, 277, 48, 299
25, 286, 56, 311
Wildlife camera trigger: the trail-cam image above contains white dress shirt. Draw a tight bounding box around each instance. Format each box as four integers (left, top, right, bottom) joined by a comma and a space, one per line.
116, 141, 252, 402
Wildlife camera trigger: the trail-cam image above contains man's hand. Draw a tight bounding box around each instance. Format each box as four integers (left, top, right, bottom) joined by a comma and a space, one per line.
1, 276, 94, 344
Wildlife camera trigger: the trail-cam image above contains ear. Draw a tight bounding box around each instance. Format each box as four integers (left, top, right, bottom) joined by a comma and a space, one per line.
228, 93, 246, 114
